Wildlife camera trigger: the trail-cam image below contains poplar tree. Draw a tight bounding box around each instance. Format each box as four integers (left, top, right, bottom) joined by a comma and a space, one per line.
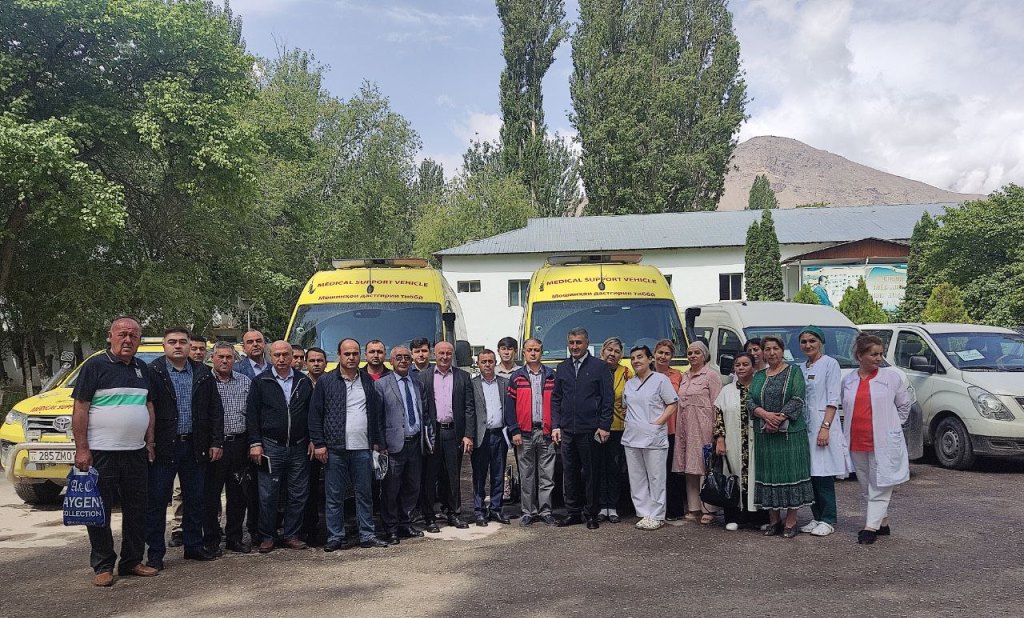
748, 174, 778, 210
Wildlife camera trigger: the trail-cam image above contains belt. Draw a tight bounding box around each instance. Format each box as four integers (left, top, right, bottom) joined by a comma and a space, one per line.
223, 433, 246, 442
405, 433, 421, 443
438, 422, 455, 430
176, 433, 193, 442
486, 427, 504, 434
532, 423, 544, 430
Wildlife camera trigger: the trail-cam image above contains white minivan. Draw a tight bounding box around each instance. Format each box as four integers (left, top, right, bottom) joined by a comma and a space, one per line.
684, 301, 925, 460
860, 323, 1024, 470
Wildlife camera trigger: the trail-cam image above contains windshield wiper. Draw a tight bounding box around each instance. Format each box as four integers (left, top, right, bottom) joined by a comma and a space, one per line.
961, 366, 1000, 371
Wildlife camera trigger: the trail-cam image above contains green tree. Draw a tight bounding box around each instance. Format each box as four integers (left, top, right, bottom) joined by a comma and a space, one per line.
570, 0, 747, 214
793, 284, 821, 305
921, 282, 971, 323
838, 278, 889, 324
896, 212, 939, 322
922, 186, 1024, 327
748, 174, 778, 210
744, 210, 783, 301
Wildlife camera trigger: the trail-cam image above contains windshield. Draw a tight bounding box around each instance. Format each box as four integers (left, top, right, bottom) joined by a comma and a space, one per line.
744, 326, 861, 369
931, 332, 1024, 371
63, 351, 164, 389
288, 302, 443, 361
530, 299, 685, 361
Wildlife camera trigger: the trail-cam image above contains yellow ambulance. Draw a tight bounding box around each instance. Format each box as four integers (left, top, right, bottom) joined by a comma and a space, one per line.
285, 258, 472, 369
520, 254, 688, 366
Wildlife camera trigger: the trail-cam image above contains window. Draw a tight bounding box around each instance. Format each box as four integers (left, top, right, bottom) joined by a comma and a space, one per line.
717, 328, 743, 367
862, 329, 894, 354
894, 331, 939, 372
719, 273, 742, 301
508, 279, 529, 307
457, 280, 481, 293
664, 274, 673, 285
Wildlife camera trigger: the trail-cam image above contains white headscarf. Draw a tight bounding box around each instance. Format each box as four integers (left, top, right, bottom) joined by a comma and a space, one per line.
688, 340, 710, 364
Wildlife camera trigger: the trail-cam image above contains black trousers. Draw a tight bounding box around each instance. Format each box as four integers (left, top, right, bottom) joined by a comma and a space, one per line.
421, 426, 463, 519
666, 434, 686, 518
561, 431, 601, 519
244, 461, 259, 541
88, 448, 148, 574
202, 437, 250, 546
302, 458, 324, 544
382, 438, 423, 532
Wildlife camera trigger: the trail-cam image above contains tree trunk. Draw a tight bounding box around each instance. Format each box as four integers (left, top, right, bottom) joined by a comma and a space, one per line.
0, 198, 31, 297
20, 338, 34, 397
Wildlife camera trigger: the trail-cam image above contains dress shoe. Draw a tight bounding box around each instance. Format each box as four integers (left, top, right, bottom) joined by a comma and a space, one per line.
145, 560, 165, 572
877, 525, 891, 536
282, 538, 308, 550
323, 539, 344, 552
447, 515, 469, 529
519, 515, 535, 527
586, 518, 600, 530
381, 534, 400, 546
423, 520, 441, 534
121, 564, 159, 577
225, 540, 252, 554
489, 511, 511, 524
167, 531, 184, 548
474, 514, 489, 527
857, 529, 878, 545
541, 514, 557, 526
183, 548, 217, 561
257, 540, 275, 553
205, 544, 225, 557
94, 571, 114, 587
360, 538, 390, 549
397, 526, 424, 538
557, 514, 583, 527
607, 513, 621, 524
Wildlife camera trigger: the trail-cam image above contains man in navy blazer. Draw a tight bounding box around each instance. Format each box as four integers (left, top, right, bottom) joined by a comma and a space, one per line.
551, 327, 614, 530
375, 346, 431, 544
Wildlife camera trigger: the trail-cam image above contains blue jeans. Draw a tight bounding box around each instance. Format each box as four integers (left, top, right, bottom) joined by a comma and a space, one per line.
472, 429, 507, 514
146, 439, 206, 563
324, 447, 375, 543
258, 440, 310, 542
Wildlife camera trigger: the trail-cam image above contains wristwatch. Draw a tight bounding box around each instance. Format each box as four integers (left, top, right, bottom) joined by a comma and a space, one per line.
821, 421, 831, 429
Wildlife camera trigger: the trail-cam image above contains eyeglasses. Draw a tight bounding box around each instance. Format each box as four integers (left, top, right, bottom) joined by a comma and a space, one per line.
393, 354, 412, 361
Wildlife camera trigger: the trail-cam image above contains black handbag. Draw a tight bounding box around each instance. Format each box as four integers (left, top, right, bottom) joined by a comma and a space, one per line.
700, 453, 740, 509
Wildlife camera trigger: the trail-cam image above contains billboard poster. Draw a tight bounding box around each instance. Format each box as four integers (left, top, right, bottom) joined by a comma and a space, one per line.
801, 264, 908, 311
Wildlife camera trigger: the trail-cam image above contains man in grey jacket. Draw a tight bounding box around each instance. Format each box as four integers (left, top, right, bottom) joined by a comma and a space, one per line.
470, 350, 511, 526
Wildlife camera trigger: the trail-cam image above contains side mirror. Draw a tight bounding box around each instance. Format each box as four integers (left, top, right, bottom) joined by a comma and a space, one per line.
455, 340, 473, 368
719, 354, 735, 376
908, 355, 935, 374
442, 311, 457, 333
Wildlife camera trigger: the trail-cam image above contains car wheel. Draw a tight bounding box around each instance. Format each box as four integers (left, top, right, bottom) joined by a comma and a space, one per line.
933, 416, 976, 470
14, 480, 64, 504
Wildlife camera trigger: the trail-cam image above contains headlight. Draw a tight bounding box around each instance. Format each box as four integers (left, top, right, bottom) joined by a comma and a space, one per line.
4, 410, 27, 426
968, 387, 1015, 421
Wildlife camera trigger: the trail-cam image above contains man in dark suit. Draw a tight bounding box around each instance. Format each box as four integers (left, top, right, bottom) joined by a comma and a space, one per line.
236, 329, 269, 380
375, 346, 432, 544
419, 341, 476, 531
551, 327, 614, 530
145, 327, 225, 569
470, 349, 510, 526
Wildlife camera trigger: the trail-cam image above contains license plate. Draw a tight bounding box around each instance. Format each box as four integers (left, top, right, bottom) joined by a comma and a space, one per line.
28, 450, 74, 464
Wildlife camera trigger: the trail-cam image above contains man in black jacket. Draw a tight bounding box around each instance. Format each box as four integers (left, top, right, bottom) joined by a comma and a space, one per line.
419, 341, 476, 531
246, 340, 314, 553
551, 327, 614, 530
309, 338, 388, 551
145, 327, 225, 569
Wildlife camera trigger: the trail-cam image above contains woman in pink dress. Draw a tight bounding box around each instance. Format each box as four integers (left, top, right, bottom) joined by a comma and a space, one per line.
672, 341, 723, 524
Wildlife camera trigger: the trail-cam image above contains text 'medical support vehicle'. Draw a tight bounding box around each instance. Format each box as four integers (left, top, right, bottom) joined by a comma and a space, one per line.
860, 322, 1024, 470
286, 258, 473, 369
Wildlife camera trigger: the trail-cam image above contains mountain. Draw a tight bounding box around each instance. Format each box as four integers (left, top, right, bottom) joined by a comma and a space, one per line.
717, 136, 985, 210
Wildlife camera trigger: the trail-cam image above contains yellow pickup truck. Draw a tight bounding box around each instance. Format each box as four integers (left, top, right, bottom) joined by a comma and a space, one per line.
1, 339, 166, 504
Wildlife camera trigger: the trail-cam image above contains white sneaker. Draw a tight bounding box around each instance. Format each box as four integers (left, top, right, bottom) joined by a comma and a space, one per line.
800, 519, 820, 533
725, 522, 739, 531
810, 522, 835, 537
635, 517, 651, 529
647, 519, 664, 530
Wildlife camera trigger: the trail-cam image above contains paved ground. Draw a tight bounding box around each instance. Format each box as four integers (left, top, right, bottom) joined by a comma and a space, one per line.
2, 457, 1023, 617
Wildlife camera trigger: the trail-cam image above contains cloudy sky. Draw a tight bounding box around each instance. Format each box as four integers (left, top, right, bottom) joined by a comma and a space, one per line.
228, 0, 1024, 194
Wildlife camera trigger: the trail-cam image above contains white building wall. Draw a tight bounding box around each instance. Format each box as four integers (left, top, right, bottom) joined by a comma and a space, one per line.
441, 242, 828, 349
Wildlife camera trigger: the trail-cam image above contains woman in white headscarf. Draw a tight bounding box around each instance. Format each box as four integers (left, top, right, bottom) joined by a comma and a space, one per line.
672, 340, 723, 524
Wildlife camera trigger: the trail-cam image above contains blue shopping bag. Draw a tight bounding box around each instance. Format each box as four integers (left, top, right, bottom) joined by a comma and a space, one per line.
63, 467, 106, 527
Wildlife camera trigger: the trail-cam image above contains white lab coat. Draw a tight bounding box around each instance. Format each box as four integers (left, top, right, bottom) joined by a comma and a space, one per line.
799, 355, 854, 477
841, 367, 912, 487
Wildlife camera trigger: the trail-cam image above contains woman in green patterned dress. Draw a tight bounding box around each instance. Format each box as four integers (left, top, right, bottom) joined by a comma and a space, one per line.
747, 336, 814, 538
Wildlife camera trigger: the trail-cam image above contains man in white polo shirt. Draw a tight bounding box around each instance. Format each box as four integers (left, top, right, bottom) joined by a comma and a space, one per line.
72, 316, 158, 587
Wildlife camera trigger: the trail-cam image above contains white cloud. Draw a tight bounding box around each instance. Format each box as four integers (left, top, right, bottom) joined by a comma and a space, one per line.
222, 0, 307, 16
435, 94, 455, 108
736, 0, 1024, 194
451, 111, 503, 144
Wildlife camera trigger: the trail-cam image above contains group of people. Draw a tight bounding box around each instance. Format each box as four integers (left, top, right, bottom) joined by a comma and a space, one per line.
71, 316, 911, 588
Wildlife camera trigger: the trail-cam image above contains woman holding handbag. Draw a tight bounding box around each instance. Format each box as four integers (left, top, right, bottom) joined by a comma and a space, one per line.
748, 336, 814, 538
622, 346, 678, 530
713, 353, 768, 531
672, 340, 723, 525
842, 334, 912, 545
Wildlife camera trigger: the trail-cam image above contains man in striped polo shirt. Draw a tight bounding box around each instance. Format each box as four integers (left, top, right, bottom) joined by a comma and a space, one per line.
72, 316, 158, 587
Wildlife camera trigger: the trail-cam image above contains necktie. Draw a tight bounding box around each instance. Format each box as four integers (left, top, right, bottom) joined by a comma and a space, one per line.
402, 377, 417, 428
574, 359, 581, 376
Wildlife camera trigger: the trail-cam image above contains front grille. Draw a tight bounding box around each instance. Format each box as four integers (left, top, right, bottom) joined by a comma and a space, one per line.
25, 415, 71, 438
